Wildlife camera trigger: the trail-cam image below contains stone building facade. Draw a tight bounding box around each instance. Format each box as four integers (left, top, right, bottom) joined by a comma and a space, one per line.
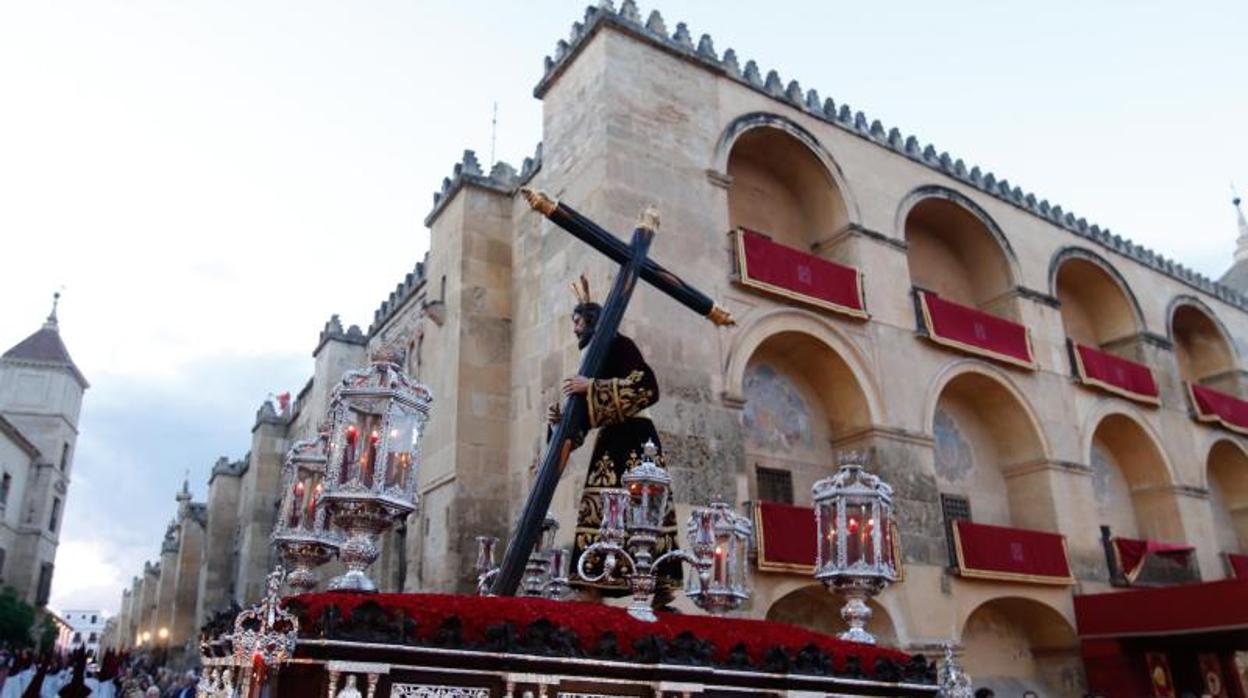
109, 4, 1248, 692
0, 299, 87, 607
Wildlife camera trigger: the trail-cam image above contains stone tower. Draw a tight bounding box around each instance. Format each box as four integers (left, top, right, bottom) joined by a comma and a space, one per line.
0, 294, 88, 605
1219, 194, 1248, 292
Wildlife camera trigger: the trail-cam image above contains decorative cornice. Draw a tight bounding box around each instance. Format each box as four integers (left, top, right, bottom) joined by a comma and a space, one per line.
313, 314, 367, 357
423, 144, 543, 228
1014, 286, 1062, 309
533, 1, 1248, 313
1101, 330, 1174, 353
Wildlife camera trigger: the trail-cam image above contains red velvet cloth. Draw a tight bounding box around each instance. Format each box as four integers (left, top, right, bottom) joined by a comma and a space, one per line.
753, 502, 817, 572
287, 592, 909, 674
1071, 341, 1160, 404
1112, 537, 1195, 583
1189, 383, 1248, 435
1226, 553, 1248, 579
1075, 578, 1248, 638
737, 229, 867, 318
917, 291, 1035, 368
952, 520, 1073, 584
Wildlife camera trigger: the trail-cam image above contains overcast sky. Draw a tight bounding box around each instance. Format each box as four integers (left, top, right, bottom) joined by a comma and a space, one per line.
0, 1, 1244, 615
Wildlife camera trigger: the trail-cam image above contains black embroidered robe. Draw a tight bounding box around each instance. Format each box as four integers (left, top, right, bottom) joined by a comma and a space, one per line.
571, 334, 682, 594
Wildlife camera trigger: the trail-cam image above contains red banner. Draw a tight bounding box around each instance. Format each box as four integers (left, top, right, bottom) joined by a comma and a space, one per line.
917, 290, 1035, 369
952, 520, 1073, 584
1227, 553, 1248, 579
1189, 383, 1248, 435
736, 229, 868, 319
1112, 537, 1194, 583
1070, 340, 1160, 405
754, 502, 817, 573
1147, 652, 1176, 698
1200, 653, 1229, 698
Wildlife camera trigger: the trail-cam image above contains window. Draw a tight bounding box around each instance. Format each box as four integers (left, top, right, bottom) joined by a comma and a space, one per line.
940, 493, 972, 568
59, 443, 70, 471
48, 498, 61, 533
91, 615, 96, 624
0, 548, 7, 579
0, 473, 10, 507
35, 563, 53, 607
88, 633, 97, 643
756, 466, 794, 504
72, 632, 82, 643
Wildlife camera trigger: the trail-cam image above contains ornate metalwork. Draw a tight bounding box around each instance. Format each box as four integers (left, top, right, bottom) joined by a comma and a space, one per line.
685, 501, 751, 615
813, 452, 898, 644
476, 513, 569, 600
390, 686, 490, 698
321, 352, 433, 591
272, 425, 339, 592
232, 568, 299, 670
937, 645, 973, 698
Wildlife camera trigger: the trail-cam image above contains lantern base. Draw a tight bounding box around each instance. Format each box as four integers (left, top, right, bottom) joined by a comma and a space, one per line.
828, 578, 886, 645
327, 569, 378, 593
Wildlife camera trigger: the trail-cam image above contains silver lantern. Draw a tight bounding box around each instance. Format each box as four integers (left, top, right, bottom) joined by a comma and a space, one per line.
475, 513, 569, 600
271, 425, 338, 592
812, 452, 897, 644
321, 350, 432, 592
686, 501, 752, 615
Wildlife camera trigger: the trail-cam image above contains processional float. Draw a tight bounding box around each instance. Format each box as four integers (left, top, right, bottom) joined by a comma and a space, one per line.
194, 195, 965, 697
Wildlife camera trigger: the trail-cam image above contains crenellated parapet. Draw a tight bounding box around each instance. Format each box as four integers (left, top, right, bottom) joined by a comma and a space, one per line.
424, 144, 543, 227
533, 1, 1248, 311
368, 260, 428, 336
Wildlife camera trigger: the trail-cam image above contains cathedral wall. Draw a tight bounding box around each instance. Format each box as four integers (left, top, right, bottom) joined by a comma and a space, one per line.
170, 518, 204, 653
153, 546, 178, 640
234, 420, 285, 605
196, 470, 240, 629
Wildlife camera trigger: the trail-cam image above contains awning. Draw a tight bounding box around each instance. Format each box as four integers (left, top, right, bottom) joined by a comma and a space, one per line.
1112, 537, 1195, 584
735, 229, 868, 319
1070, 340, 1160, 405
1226, 552, 1248, 579
1075, 579, 1248, 638
1188, 383, 1248, 435
916, 290, 1035, 369
952, 520, 1073, 585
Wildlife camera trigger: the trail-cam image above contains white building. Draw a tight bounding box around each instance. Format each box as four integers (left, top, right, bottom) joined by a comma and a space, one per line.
58, 609, 106, 657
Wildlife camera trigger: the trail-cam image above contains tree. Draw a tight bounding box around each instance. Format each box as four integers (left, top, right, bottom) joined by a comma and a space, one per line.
38, 614, 58, 653
0, 586, 36, 648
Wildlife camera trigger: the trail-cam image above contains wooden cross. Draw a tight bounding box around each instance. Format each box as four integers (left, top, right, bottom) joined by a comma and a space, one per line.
490, 189, 734, 596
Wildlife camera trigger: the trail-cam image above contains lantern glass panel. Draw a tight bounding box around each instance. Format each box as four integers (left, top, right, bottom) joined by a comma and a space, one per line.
475, 536, 498, 574
818, 500, 836, 570
339, 405, 384, 487
688, 509, 715, 556
732, 517, 751, 594
537, 515, 559, 554
845, 501, 871, 567
600, 490, 628, 534
550, 547, 571, 580
384, 407, 420, 490
627, 479, 669, 531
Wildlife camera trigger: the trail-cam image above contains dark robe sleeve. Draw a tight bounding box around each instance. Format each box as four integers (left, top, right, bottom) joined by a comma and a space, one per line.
586, 335, 659, 429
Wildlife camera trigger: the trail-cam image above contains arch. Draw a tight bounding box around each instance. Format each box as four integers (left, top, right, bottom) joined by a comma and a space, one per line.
1048, 247, 1147, 346
766, 584, 897, 646
716, 112, 859, 250
725, 307, 881, 427
1168, 295, 1239, 384
897, 186, 1019, 318
1086, 410, 1184, 542
924, 362, 1051, 529
1206, 438, 1248, 555
959, 596, 1083, 695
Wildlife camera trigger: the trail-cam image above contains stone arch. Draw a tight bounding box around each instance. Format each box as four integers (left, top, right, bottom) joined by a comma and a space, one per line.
1086, 409, 1184, 542
715, 112, 859, 250
897, 186, 1020, 319
1048, 247, 1147, 346
1168, 295, 1239, 384
1206, 438, 1248, 555
766, 583, 898, 646
924, 362, 1051, 529
959, 596, 1083, 696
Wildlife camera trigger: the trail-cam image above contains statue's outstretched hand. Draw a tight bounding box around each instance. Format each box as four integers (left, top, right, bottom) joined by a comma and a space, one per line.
562, 375, 591, 396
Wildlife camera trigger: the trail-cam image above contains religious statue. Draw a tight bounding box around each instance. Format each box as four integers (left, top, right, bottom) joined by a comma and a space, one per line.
334, 675, 363, 698
549, 274, 682, 604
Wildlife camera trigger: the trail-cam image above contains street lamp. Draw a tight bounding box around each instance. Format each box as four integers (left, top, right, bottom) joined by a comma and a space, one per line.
812, 452, 898, 644
272, 426, 339, 592
321, 349, 432, 592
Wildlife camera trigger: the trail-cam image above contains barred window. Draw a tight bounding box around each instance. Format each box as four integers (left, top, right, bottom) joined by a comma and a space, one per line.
756, 466, 794, 504
940, 493, 972, 567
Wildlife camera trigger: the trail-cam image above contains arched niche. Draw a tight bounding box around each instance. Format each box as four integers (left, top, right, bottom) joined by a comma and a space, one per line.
1207, 439, 1248, 555
900, 188, 1019, 320
766, 584, 897, 646
960, 597, 1083, 696
1050, 249, 1143, 348
1088, 413, 1183, 542
929, 367, 1049, 529
741, 329, 872, 505
1170, 298, 1237, 385
725, 120, 851, 252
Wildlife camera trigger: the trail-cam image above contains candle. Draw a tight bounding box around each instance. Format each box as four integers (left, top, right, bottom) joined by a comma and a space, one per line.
305, 481, 321, 530
341, 425, 358, 483
289, 480, 305, 528
713, 545, 727, 587
360, 429, 380, 486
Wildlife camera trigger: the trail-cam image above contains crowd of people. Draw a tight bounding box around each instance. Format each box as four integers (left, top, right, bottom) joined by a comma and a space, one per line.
0, 649, 199, 698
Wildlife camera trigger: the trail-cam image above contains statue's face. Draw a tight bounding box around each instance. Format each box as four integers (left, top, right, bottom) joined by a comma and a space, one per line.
573, 311, 591, 343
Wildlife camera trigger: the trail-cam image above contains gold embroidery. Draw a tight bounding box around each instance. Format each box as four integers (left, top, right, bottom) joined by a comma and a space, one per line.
587, 453, 617, 487
587, 370, 654, 428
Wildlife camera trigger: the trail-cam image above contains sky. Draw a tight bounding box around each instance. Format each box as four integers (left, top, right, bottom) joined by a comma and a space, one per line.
0, 1, 1245, 615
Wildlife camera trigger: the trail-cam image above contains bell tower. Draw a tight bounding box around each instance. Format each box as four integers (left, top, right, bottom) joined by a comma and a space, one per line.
0, 293, 89, 605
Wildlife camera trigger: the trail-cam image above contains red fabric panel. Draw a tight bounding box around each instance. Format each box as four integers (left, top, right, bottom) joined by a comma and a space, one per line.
287, 592, 911, 673
754, 502, 817, 572
1074, 578, 1248, 637
1082, 638, 1151, 698
1113, 537, 1195, 581
738, 229, 866, 317
1228, 553, 1248, 579
953, 520, 1072, 583
1072, 341, 1160, 404
918, 291, 1035, 368
1190, 383, 1248, 434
